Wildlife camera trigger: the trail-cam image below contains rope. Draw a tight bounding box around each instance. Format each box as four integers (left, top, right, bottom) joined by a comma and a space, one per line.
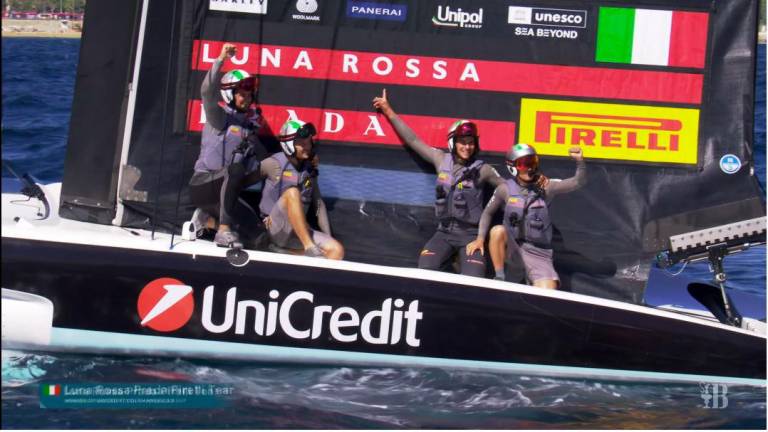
151, 0, 179, 240
170, 0, 207, 250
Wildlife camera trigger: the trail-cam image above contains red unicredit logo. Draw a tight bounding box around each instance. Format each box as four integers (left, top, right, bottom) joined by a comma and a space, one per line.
137, 278, 195, 332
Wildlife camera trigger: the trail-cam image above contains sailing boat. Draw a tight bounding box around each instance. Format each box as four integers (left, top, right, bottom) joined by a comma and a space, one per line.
2, 0, 765, 385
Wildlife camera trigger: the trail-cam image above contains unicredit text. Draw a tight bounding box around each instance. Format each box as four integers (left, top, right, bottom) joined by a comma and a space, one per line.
201, 286, 423, 347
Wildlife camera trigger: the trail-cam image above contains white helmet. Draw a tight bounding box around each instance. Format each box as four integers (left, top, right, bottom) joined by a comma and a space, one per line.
278, 119, 317, 156
219, 69, 258, 105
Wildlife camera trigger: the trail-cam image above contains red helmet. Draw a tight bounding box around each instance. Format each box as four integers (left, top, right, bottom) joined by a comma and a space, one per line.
446, 120, 479, 154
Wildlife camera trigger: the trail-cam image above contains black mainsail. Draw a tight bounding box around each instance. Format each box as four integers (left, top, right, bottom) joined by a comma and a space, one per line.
59, 0, 765, 303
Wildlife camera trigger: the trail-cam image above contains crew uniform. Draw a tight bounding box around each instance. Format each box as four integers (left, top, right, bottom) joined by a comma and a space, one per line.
258, 152, 334, 251
388, 116, 503, 276
188, 59, 271, 242
477, 160, 586, 283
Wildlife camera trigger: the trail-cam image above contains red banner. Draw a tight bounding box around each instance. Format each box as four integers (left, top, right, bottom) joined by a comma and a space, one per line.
187, 101, 516, 152
191, 40, 703, 104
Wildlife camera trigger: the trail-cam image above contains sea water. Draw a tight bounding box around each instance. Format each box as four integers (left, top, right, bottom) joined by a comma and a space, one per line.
1, 38, 766, 429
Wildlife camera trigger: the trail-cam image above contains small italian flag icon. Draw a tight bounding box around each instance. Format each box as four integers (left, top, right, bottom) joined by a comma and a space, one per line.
595, 7, 709, 68
44, 384, 61, 396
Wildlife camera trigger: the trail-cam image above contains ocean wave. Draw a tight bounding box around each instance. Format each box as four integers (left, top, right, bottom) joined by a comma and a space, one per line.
1, 351, 54, 386
1, 351, 765, 429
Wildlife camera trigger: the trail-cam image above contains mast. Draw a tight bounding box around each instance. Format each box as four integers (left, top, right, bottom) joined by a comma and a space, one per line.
112, 0, 150, 226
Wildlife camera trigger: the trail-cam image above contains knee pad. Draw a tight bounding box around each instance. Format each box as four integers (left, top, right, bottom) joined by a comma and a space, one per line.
417, 253, 441, 270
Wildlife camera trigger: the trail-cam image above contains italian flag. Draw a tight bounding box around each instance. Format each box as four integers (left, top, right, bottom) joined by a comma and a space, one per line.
596, 7, 709, 68
44, 384, 61, 396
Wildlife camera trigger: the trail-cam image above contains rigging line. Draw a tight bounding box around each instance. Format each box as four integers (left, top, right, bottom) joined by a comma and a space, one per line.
663, 260, 689, 277
302, 1, 346, 237
169, 0, 207, 251
151, 0, 180, 241
10, 197, 33, 204
9, 198, 45, 219
319, 1, 345, 115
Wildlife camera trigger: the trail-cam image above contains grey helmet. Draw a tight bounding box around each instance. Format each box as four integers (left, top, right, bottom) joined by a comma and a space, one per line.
505, 143, 539, 176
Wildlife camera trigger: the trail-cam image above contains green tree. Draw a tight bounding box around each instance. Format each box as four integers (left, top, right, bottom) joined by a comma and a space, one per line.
3, 0, 85, 13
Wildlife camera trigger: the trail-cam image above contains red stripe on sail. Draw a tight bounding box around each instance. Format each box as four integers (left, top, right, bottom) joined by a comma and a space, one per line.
668, 11, 709, 68
187, 101, 516, 152
191, 40, 703, 104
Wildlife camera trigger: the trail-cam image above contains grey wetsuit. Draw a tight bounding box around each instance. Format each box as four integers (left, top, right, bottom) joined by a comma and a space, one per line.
477, 161, 586, 283
188, 58, 267, 232
389, 115, 502, 277
258, 153, 333, 250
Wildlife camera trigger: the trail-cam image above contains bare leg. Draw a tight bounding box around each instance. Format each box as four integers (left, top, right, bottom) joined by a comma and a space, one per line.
320, 239, 345, 260
279, 187, 315, 250
489, 225, 507, 273
533, 279, 559, 290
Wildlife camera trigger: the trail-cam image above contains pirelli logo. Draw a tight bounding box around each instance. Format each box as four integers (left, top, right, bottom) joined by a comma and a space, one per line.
519, 99, 699, 164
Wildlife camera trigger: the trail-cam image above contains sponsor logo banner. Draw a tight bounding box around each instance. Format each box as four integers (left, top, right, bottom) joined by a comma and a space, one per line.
432, 5, 483, 29
136, 278, 195, 332
188, 101, 516, 152
136, 281, 425, 348
292, 0, 320, 22
346, 1, 407, 22
209, 0, 268, 15
191, 40, 704, 104
508, 6, 587, 28
719, 154, 741, 174
508, 6, 586, 40
519, 98, 699, 165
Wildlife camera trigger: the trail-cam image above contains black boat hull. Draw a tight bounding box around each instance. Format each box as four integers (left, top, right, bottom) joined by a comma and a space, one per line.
2, 237, 764, 381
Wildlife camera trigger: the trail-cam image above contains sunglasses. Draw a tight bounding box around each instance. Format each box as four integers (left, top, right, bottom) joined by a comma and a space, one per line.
281, 122, 318, 142
508, 155, 540, 171
296, 122, 317, 139
221, 76, 259, 92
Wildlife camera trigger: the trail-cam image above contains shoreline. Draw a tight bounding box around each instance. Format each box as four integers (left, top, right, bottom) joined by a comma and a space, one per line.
2, 18, 81, 38
2, 31, 80, 38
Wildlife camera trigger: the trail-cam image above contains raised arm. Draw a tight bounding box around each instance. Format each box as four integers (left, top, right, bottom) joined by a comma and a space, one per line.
465, 184, 508, 256
201, 43, 237, 131
545, 147, 587, 199
373, 89, 443, 170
